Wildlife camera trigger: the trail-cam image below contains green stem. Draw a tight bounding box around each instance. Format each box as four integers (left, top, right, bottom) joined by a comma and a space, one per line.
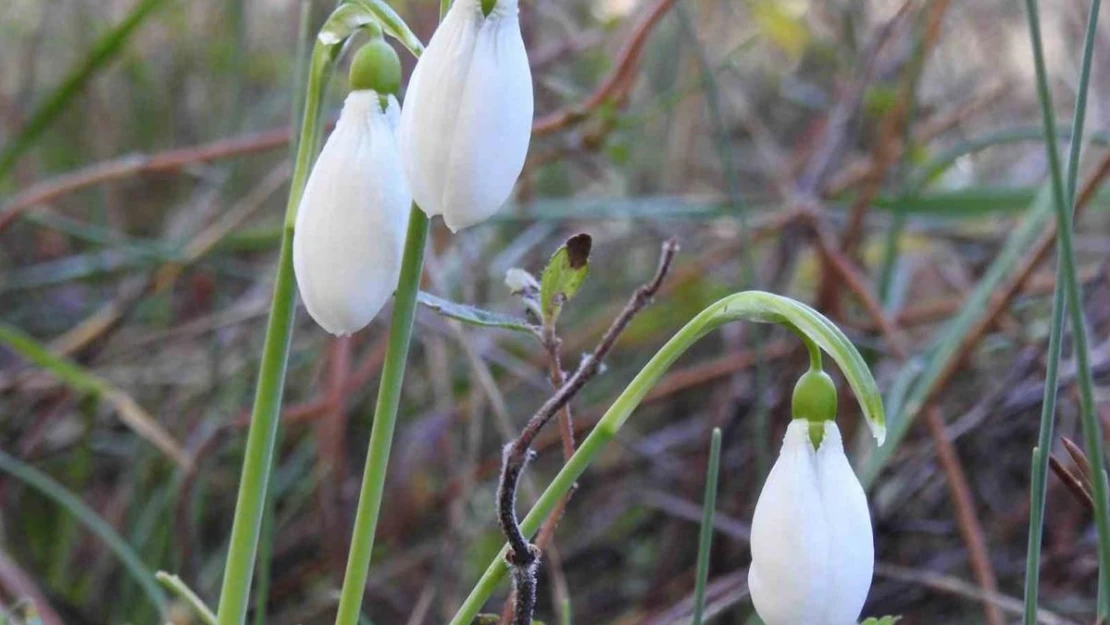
448, 292, 884, 625
692, 429, 722, 625
1021, 0, 1110, 619
802, 334, 822, 372
251, 6, 312, 624
213, 25, 330, 625
157, 572, 216, 625
214, 233, 297, 625
333, 207, 429, 625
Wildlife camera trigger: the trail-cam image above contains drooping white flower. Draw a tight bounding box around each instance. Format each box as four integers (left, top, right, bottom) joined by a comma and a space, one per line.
749, 420, 874, 625
293, 91, 411, 336
398, 0, 533, 231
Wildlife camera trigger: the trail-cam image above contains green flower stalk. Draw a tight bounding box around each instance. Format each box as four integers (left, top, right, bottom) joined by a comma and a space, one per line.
449, 291, 884, 625
212, 4, 422, 625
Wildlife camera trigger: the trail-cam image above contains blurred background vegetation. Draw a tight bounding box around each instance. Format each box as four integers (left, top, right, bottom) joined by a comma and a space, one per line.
1, 0, 1108, 624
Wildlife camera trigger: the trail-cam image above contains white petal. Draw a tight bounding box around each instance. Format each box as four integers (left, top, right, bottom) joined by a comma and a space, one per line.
398, 0, 481, 218
749, 420, 830, 625
293, 92, 411, 335
815, 421, 874, 625
440, 0, 533, 231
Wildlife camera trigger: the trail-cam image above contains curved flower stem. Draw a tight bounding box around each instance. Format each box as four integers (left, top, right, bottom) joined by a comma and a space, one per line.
212, 38, 328, 625
448, 291, 884, 625
213, 0, 420, 620
333, 207, 429, 625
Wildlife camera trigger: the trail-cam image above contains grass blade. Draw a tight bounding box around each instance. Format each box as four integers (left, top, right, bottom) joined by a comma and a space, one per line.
1020, 0, 1110, 622
0, 323, 189, 468
0, 449, 166, 615
692, 428, 722, 625
0, 0, 169, 180
858, 183, 1054, 487
157, 572, 217, 625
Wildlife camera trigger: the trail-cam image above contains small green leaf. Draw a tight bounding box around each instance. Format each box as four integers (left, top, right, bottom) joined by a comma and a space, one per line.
417, 291, 538, 335
860, 616, 902, 625
540, 233, 592, 322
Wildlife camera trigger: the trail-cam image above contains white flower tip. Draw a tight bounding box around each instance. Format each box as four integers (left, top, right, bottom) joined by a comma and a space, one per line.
783, 419, 817, 452
443, 210, 485, 232
870, 422, 887, 446
819, 420, 842, 447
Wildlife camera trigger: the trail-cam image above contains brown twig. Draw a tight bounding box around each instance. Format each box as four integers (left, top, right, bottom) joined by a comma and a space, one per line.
923, 405, 1006, 625
496, 238, 679, 625
794, 0, 916, 197
802, 209, 908, 357
499, 274, 581, 624
531, 0, 678, 137
0, 127, 301, 234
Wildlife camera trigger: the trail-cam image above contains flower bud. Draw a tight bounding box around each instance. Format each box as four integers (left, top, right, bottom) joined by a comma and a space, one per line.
293, 91, 411, 335
749, 420, 874, 625
398, 0, 533, 231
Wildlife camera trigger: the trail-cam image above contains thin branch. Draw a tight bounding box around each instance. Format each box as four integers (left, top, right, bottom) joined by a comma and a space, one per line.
0, 127, 301, 234
496, 238, 679, 625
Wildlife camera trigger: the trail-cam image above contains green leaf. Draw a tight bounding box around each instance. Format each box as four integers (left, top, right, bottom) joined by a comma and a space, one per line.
417, 291, 538, 335
860, 617, 902, 625
540, 233, 592, 322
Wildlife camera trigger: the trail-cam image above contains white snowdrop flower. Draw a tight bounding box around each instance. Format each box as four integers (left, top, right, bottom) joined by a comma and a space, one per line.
398, 0, 533, 231
748, 419, 874, 625
293, 91, 411, 336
